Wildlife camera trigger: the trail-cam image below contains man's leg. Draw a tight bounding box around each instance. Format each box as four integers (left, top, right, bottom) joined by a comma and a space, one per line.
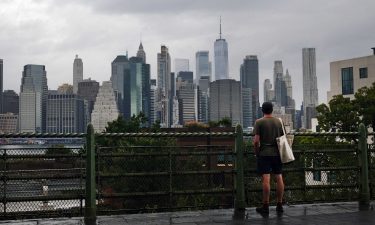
274, 174, 284, 203
262, 174, 271, 204
274, 174, 284, 212
256, 173, 271, 214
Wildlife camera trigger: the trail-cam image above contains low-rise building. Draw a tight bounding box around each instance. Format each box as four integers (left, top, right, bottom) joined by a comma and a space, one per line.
328, 48, 375, 101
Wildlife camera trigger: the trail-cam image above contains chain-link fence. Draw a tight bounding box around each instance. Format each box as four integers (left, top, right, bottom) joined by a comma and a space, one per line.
95, 134, 236, 214
0, 143, 85, 219
244, 134, 360, 206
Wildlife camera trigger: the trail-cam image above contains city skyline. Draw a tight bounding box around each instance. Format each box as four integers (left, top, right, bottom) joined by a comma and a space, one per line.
1, 0, 375, 109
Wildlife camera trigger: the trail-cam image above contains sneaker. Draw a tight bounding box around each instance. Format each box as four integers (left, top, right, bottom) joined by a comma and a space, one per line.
256, 204, 269, 214
276, 202, 284, 213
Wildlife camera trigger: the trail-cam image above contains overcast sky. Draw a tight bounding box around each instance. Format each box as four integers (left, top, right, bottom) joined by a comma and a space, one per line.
1, 0, 374, 108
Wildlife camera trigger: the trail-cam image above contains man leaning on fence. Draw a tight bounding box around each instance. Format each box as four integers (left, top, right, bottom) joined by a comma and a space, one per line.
253, 102, 285, 215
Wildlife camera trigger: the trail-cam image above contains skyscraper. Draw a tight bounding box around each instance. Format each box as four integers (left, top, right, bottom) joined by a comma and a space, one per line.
111, 54, 151, 124
127, 57, 151, 125
263, 79, 273, 102
176, 71, 195, 125
19, 65, 48, 132
73, 55, 83, 94
241, 55, 260, 127
111, 55, 129, 115
20, 76, 36, 132
175, 58, 189, 74
197, 76, 210, 123
0, 59, 3, 113
150, 79, 157, 125
77, 78, 99, 123
209, 79, 242, 125
46, 90, 86, 133
136, 42, 146, 63
284, 69, 295, 109
156, 45, 172, 127
195, 51, 212, 83
214, 18, 229, 81
302, 48, 319, 129
268, 61, 296, 128
274, 60, 285, 106
91, 81, 119, 132
2, 90, 19, 114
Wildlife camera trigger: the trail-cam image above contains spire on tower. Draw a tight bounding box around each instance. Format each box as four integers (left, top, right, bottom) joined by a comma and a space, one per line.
219, 16, 222, 39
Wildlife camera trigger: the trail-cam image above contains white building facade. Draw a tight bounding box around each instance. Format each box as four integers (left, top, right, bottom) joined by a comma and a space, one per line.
328, 49, 375, 101
302, 48, 319, 129
91, 81, 119, 132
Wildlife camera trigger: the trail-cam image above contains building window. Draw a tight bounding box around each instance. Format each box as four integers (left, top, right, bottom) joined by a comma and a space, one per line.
359, 67, 368, 79
341, 67, 353, 95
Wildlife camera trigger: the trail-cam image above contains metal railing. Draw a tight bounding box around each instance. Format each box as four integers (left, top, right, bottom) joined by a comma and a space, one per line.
0, 124, 372, 224
90, 127, 239, 223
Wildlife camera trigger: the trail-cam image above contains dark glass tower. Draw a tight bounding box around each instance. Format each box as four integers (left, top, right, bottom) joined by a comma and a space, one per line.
240, 55, 259, 127
77, 78, 99, 122
2, 90, 19, 114
111, 54, 151, 126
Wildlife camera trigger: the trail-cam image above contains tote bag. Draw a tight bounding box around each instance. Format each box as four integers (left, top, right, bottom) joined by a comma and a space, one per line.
276, 118, 295, 164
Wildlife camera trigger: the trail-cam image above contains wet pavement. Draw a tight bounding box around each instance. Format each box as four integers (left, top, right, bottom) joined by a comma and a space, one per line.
0, 201, 374, 225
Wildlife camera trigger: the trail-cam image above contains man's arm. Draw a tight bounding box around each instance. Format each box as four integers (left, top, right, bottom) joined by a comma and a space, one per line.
253, 134, 260, 156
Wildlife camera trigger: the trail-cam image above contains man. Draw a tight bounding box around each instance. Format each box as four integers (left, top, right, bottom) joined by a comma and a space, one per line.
253, 102, 284, 214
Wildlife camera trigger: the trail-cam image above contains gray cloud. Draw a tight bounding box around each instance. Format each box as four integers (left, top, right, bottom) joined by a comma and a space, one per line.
60, 0, 280, 15
1, 0, 375, 108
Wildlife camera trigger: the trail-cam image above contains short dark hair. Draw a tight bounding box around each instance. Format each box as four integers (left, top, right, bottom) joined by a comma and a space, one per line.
261, 102, 273, 114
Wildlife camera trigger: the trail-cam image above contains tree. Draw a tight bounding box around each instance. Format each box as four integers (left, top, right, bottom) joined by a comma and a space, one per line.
317, 82, 375, 132
354, 82, 375, 129
316, 95, 360, 132
218, 117, 232, 127
105, 112, 148, 133
208, 117, 232, 128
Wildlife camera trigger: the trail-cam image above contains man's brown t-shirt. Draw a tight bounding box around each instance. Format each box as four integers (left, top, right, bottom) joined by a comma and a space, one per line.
253, 117, 284, 156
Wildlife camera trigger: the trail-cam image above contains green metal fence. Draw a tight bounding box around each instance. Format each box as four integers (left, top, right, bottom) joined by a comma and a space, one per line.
244, 140, 360, 205
243, 125, 371, 209
0, 138, 86, 220
94, 131, 237, 215
0, 124, 372, 223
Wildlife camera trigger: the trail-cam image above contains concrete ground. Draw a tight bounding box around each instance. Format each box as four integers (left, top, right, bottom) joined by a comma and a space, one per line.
0, 202, 374, 225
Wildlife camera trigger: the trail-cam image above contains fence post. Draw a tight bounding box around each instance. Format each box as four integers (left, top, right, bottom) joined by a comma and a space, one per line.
358, 123, 370, 210
233, 124, 245, 220
85, 124, 96, 225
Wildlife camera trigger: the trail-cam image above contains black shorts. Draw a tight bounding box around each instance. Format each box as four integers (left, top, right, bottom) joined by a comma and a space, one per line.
257, 156, 282, 175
